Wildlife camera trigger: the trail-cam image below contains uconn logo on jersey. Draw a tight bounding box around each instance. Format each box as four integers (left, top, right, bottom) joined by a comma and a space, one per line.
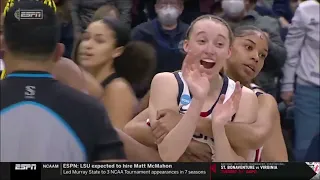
178, 94, 214, 142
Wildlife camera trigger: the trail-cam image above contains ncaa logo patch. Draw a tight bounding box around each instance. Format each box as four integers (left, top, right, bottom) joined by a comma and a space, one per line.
180, 94, 191, 105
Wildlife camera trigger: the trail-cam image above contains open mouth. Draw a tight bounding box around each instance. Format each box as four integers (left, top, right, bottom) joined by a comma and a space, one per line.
244, 64, 255, 72
200, 59, 216, 69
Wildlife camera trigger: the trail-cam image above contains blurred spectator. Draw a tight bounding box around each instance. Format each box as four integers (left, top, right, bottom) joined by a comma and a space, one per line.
71, 0, 132, 40
281, 0, 320, 162
55, 0, 73, 58
146, 0, 216, 24
93, 4, 120, 21
221, 0, 287, 97
273, 0, 301, 41
131, 0, 148, 28
132, 0, 188, 74
255, 0, 276, 17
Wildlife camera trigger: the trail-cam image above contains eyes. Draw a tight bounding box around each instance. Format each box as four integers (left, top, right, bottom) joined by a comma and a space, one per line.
196, 38, 226, 48
244, 45, 267, 59
81, 33, 105, 44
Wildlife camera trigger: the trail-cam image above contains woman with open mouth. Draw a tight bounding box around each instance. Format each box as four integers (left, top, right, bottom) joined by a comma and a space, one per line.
125, 23, 287, 162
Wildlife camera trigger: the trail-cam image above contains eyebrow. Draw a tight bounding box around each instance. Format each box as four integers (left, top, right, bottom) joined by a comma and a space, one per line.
196, 31, 227, 40
245, 39, 268, 52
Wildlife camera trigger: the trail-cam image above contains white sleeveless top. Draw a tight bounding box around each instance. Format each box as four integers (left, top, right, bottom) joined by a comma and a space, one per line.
174, 71, 236, 161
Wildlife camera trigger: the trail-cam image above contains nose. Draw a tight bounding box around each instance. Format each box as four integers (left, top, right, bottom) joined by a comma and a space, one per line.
250, 51, 259, 63
204, 43, 216, 56
82, 39, 93, 50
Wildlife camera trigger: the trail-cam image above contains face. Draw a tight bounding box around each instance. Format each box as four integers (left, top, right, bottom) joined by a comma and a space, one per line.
78, 21, 118, 69
227, 31, 268, 82
221, 0, 246, 18
183, 19, 231, 78
155, 0, 183, 26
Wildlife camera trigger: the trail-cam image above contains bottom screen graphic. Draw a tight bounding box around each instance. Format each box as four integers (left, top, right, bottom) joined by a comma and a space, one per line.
6, 162, 318, 180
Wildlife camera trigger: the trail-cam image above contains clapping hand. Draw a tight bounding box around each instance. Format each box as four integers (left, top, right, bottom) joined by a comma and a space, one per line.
212, 82, 242, 126
182, 54, 211, 101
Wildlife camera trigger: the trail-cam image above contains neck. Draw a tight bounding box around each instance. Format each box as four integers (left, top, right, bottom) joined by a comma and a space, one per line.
85, 62, 115, 83
161, 23, 178, 30
208, 74, 224, 96
4, 56, 54, 74
225, 68, 249, 87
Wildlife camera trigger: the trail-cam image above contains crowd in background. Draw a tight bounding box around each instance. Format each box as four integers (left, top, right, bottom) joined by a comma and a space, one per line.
0, 0, 319, 162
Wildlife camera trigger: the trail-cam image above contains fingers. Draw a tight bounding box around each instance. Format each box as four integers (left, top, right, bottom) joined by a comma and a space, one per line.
152, 124, 167, 138
156, 110, 168, 120
187, 154, 206, 162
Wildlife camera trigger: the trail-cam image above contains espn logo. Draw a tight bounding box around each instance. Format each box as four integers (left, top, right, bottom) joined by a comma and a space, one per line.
15, 164, 37, 170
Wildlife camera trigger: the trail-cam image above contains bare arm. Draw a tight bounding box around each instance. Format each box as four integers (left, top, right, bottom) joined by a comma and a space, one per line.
102, 79, 137, 130
149, 73, 204, 162
213, 88, 258, 162
124, 108, 157, 148
196, 93, 274, 150
115, 128, 161, 162
260, 105, 288, 162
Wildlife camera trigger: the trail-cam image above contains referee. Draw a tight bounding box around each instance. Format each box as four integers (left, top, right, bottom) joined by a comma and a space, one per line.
0, 0, 126, 162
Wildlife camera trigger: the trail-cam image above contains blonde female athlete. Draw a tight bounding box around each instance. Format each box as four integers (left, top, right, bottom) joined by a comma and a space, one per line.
144, 15, 258, 162
125, 23, 287, 162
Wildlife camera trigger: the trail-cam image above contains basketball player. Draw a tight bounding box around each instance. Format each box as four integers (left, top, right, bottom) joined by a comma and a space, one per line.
125, 24, 287, 162
146, 15, 259, 162
75, 18, 156, 130
224, 25, 288, 161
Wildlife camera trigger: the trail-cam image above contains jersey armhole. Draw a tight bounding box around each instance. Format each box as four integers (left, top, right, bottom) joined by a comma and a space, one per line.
173, 72, 184, 105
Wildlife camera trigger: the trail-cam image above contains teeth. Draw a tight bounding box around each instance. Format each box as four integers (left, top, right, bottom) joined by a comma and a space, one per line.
201, 59, 215, 63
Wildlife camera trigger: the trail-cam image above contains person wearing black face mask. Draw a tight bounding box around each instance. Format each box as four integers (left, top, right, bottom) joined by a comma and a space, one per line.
131, 0, 189, 100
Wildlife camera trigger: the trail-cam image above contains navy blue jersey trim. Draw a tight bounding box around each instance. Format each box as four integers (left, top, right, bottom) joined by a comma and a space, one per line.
173, 71, 184, 105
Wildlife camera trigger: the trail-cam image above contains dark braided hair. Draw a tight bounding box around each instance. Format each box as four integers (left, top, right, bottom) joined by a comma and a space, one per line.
232, 25, 269, 85
185, 15, 234, 46
233, 25, 269, 41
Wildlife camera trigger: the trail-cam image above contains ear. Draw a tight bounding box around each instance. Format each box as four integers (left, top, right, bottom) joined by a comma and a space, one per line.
53, 43, 65, 63
112, 46, 124, 59
183, 39, 189, 53
227, 47, 232, 59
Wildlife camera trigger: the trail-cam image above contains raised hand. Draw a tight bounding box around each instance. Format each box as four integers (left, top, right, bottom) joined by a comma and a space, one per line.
212, 82, 242, 126
182, 55, 210, 100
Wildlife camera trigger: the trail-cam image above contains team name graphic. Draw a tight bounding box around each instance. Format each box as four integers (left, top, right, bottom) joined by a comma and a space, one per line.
306, 162, 320, 174
15, 164, 37, 170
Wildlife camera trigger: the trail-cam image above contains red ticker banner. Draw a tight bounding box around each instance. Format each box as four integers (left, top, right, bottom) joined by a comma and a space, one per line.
3, 162, 319, 180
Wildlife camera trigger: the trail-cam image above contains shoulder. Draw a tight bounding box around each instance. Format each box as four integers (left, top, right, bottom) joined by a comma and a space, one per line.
257, 93, 278, 112
299, 0, 319, 9
241, 85, 258, 104
104, 77, 134, 96
151, 72, 178, 87
132, 21, 153, 33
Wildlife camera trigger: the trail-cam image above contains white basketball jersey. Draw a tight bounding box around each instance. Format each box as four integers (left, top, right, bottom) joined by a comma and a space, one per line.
174, 72, 236, 161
